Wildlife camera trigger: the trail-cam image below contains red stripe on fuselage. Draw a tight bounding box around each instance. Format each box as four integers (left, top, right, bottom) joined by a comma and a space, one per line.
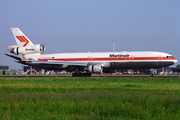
37, 57, 176, 62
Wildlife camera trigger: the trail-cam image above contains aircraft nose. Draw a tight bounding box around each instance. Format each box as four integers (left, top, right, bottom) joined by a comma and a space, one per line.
174, 59, 178, 63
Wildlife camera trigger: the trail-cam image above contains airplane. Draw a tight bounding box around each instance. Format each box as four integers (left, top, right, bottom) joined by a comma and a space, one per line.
6, 28, 177, 77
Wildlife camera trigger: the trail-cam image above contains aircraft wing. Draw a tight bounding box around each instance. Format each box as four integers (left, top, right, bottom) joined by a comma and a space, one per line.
31, 61, 87, 68
5, 54, 87, 69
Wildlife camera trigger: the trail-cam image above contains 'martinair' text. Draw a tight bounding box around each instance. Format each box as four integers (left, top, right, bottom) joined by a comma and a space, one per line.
109, 54, 130, 57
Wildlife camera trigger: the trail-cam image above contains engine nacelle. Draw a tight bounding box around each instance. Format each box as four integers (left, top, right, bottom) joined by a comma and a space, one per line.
88, 64, 103, 73
10, 44, 45, 55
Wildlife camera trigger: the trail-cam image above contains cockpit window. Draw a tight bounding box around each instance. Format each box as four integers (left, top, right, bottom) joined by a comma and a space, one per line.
166, 56, 173, 58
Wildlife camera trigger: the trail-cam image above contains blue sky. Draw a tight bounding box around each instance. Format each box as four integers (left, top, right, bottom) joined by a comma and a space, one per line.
0, 0, 180, 69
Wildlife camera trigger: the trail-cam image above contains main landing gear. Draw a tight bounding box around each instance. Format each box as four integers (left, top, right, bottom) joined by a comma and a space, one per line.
72, 72, 91, 77
72, 70, 91, 77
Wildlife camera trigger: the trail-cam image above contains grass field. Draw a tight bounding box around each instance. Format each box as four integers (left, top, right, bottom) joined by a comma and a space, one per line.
0, 77, 180, 119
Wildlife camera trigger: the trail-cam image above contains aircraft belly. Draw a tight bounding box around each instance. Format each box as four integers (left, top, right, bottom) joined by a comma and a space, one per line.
25, 61, 174, 71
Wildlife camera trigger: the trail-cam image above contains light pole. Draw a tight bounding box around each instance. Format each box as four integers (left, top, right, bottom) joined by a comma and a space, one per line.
112, 40, 115, 52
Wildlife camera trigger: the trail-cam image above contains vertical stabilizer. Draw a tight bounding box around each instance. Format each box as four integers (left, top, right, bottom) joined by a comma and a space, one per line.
11, 28, 34, 47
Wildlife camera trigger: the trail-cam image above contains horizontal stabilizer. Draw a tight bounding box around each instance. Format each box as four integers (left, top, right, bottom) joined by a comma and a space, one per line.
5, 54, 21, 61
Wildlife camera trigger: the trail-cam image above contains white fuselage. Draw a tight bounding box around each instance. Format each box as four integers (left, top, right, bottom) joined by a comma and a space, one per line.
24, 51, 177, 70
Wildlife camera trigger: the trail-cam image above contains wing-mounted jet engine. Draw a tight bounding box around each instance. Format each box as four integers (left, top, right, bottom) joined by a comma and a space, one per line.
88, 64, 103, 73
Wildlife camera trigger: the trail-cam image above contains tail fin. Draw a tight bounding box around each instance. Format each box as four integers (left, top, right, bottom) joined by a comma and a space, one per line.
11, 28, 34, 47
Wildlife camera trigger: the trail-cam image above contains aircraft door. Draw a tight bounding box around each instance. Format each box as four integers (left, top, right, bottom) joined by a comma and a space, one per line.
88, 56, 93, 62
158, 55, 162, 62
129, 55, 134, 62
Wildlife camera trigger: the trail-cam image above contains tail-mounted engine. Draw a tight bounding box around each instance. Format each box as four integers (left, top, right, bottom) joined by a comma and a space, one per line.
88, 64, 103, 73
9, 44, 45, 55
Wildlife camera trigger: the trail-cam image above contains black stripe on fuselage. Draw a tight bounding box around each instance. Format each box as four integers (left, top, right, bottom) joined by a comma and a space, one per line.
108, 61, 174, 69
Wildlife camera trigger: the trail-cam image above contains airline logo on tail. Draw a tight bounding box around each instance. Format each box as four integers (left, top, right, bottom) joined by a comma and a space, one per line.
16, 36, 29, 47
11, 28, 34, 47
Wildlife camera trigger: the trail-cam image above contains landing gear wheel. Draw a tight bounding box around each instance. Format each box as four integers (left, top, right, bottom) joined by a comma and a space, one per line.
150, 73, 154, 77
72, 73, 77, 77
88, 73, 91, 77
72, 72, 91, 77
84, 73, 91, 77
72, 73, 82, 77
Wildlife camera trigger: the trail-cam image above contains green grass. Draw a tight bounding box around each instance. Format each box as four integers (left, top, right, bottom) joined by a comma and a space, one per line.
0, 77, 180, 119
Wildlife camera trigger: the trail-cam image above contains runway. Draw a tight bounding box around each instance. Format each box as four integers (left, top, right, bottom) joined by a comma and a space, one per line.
0, 75, 180, 78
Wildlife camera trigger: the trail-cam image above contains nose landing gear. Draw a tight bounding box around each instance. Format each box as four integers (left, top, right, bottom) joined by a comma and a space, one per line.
150, 69, 154, 77
150, 72, 154, 77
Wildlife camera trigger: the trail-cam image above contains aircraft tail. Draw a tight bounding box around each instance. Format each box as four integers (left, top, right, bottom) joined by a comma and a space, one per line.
11, 28, 34, 47
8, 28, 45, 57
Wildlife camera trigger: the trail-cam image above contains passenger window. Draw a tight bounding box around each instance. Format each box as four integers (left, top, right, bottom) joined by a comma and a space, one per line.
166, 56, 173, 58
